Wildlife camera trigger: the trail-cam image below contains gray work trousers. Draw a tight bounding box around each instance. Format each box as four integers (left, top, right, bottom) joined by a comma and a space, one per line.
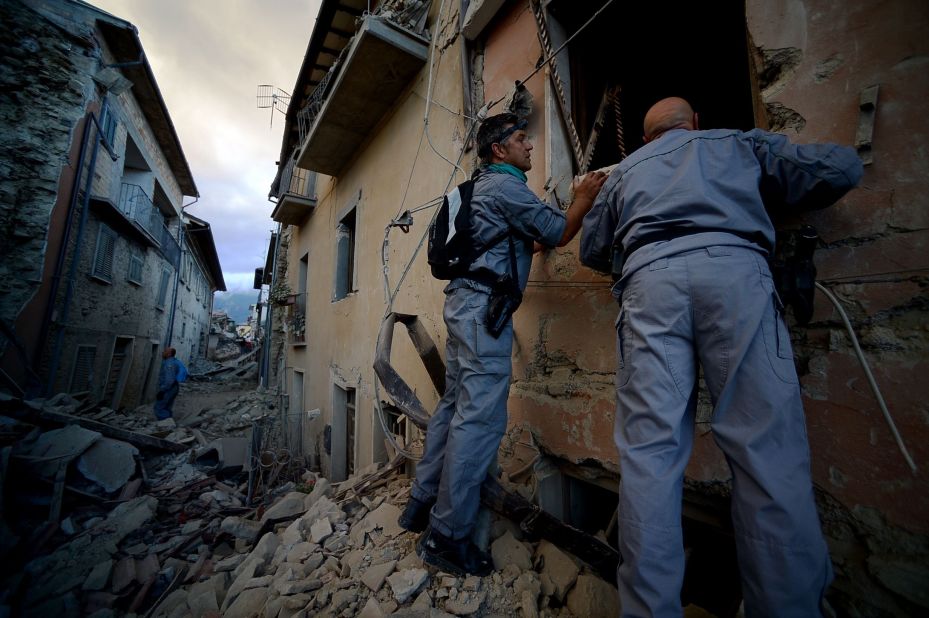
411, 285, 513, 540
614, 246, 832, 618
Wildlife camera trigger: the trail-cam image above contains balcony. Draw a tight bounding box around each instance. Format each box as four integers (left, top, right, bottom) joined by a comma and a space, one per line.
271, 157, 318, 225
295, 14, 429, 176
118, 183, 165, 244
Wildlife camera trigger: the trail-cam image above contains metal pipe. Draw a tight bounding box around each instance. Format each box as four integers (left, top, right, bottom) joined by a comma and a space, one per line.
34, 111, 94, 387
45, 97, 113, 395
164, 197, 198, 350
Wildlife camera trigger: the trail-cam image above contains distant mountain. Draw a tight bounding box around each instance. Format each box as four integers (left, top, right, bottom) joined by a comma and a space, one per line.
213, 290, 259, 323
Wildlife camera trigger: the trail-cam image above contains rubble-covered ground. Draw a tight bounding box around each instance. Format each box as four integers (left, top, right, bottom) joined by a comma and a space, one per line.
1, 370, 727, 617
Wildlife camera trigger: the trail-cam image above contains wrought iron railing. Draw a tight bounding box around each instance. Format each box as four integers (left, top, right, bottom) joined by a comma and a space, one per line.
279, 157, 317, 200
118, 183, 164, 243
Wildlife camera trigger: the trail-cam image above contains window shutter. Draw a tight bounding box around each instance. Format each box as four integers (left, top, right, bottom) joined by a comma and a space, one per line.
70, 345, 96, 392
93, 225, 117, 282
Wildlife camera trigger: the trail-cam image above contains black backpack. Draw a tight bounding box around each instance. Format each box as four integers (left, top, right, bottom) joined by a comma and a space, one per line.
427, 179, 478, 280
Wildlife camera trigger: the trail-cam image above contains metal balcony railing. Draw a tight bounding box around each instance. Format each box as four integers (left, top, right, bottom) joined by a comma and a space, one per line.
278, 157, 317, 200
118, 183, 164, 243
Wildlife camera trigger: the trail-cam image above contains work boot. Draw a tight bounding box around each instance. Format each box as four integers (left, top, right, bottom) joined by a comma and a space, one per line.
398, 495, 435, 533
416, 526, 493, 577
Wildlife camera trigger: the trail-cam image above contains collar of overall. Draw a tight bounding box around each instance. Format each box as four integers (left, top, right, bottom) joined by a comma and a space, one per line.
483, 162, 527, 183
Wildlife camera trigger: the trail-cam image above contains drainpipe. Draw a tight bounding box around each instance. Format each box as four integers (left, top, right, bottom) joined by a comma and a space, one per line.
34, 111, 93, 388
164, 197, 198, 351
262, 218, 283, 389
44, 96, 118, 395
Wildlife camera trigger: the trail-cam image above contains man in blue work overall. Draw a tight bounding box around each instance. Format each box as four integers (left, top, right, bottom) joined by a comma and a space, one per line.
580, 97, 863, 616
399, 113, 607, 575
154, 347, 187, 420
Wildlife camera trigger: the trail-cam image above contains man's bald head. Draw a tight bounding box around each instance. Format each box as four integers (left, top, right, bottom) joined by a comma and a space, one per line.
643, 97, 698, 143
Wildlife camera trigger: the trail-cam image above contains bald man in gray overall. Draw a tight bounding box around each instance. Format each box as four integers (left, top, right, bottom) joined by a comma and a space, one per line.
581, 97, 862, 616
399, 113, 606, 575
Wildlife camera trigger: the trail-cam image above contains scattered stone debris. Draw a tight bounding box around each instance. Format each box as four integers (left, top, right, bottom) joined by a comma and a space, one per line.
0, 381, 625, 617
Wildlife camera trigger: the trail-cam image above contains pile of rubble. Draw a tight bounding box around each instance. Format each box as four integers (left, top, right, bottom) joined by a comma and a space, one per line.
0, 386, 623, 617
12, 468, 619, 617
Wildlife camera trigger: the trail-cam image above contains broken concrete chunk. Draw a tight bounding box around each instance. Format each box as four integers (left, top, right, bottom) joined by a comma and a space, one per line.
566, 574, 619, 618
358, 596, 385, 618
361, 559, 396, 592
220, 515, 262, 543
535, 540, 578, 603
330, 588, 358, 614
23, 425, 101, 479
262, 491, 309, 523
187, 588, 219, 615
223, 587, 267, 618
110, 556, 135, 593
81, 560, 113, 591
513, 571, 541, 601
280, 518, 305, 546
444, 588, 487, 616
285, 541, 316, 563
250, 531, 282, 564
77, 438, 139, 493
491, 530, 532, 572
387, 568, 429, 604
214, 553, 247, 572
350, 502, 404, 546
520, 589, 539, 618
309, 517, 333, 544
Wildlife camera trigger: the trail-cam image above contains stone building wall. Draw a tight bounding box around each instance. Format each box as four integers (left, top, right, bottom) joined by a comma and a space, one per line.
0, 0, 95, 367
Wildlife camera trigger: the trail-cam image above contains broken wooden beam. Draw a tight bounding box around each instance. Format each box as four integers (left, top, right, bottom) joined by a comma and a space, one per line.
373, 311, 622, 580
8, 406, 188, 453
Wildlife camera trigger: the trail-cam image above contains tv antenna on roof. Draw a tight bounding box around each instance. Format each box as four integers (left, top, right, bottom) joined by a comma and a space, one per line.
257, 84, 291, 129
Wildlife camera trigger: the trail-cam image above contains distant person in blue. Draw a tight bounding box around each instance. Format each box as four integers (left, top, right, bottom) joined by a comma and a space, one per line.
154, 347, 187, 420
581, 97, 863, 617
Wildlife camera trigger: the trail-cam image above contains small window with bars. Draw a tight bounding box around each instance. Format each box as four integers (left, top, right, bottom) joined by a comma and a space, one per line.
69, 345, 96, 393
92, 224, 117, 282
156, 265, 171, 309
127, 248, 144, 285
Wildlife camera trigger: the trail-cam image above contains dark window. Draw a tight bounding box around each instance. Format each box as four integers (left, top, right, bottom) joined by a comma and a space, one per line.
334, 207, 356, 300
547, 0, 756, 171
127, 248, 144, 284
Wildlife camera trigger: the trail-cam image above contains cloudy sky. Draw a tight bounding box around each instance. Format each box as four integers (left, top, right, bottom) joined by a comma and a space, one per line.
90, 0, 323, 292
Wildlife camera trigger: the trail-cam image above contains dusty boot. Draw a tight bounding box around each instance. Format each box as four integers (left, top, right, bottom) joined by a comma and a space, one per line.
398, 495, 435, 533
416, 526, 493, 577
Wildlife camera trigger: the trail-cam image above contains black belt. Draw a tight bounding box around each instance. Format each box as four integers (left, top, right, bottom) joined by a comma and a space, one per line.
612, 228, 769, 280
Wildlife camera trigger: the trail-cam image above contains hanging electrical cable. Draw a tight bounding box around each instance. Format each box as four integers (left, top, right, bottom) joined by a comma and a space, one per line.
373, 0, 618, 460
814, 282, 918, 473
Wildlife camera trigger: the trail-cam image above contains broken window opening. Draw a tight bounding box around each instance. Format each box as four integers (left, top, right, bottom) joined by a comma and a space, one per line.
333, 207, 357, 301
331, 383, 357, 482
547, 0, 756, 172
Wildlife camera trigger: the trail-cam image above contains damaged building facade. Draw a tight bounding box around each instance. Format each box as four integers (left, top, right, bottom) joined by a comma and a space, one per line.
268, 0, 928, 614
0, 0, 224, 409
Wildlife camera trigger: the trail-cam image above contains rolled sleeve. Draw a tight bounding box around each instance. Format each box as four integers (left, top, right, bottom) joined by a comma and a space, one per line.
748, 129, 863, 210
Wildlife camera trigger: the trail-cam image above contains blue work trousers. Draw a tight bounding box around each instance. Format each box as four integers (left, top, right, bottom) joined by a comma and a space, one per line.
154, 382, 179, 420
614, 246, 832, 617
412, 286, 513, 540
